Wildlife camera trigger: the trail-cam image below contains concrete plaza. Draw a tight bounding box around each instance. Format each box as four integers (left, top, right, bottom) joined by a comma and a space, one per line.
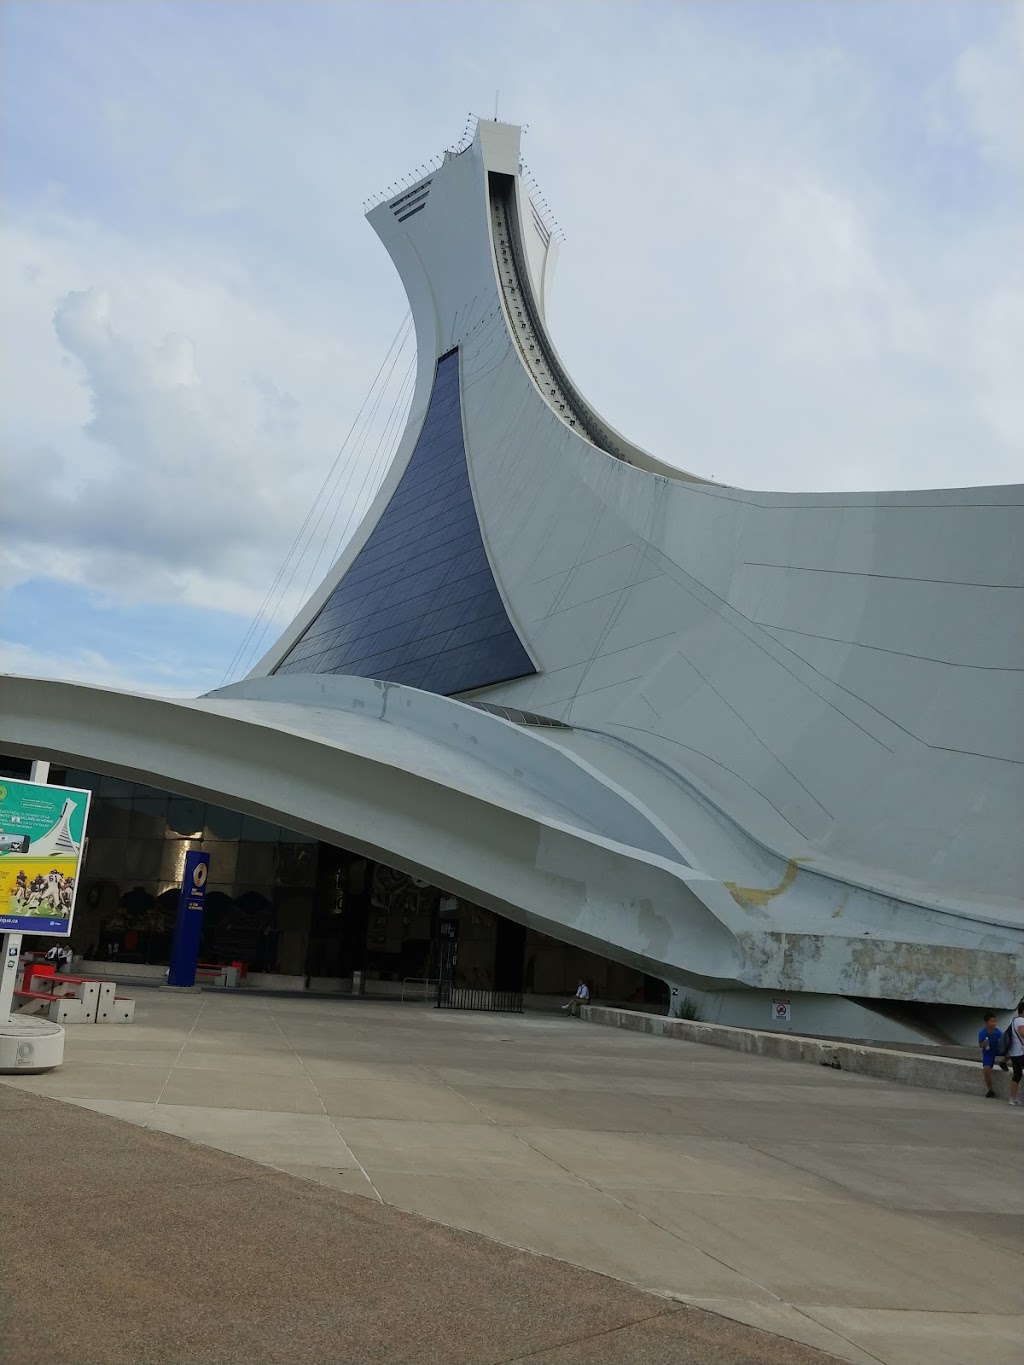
2, 992, 1022, 1365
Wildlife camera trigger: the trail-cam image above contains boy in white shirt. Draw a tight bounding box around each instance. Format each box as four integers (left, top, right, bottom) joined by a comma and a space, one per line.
562, 979, 590, 1017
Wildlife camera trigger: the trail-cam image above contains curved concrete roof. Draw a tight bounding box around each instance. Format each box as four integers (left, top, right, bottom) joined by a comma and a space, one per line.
4, 671, 1021, 1006
0, 672, 743, 989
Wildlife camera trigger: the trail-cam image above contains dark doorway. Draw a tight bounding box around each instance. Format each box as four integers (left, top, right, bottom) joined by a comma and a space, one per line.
494, 917, 525, 993
307, 846, 372, 980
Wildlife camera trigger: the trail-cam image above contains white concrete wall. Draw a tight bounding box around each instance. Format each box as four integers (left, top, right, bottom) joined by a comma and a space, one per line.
341, 119, 1023, 925
458, 337, 1023, 910
664, 983, 936, 1046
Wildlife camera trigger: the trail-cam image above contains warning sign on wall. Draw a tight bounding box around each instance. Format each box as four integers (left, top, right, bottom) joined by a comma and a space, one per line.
772, 998, 792, 1023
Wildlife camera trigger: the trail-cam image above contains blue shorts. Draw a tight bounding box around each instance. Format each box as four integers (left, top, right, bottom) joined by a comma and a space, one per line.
981, 1052, 996, 1067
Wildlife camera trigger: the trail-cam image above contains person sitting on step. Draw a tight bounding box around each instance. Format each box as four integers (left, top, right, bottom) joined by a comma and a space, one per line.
561, 978, 590, 1017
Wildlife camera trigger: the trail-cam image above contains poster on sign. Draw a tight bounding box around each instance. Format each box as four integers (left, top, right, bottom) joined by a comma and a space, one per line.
772, 998, 792, 1023
0, 778, 91, 937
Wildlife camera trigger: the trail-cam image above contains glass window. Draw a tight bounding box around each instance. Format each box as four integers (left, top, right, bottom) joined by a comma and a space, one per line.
273, 349, 534, 697
124, 839, 163, 881
167, 798, 206, 838
82, 837, 128, 879
64, 768, 100, 791
205, 806, 244, 841
205, 841, 238, 884
276, 842, 316, 887
240, 814, 281, 842
160, 841, 192, 884
130, 797, 168, 839
237, 842, 276, 885
90, 801, 131, 838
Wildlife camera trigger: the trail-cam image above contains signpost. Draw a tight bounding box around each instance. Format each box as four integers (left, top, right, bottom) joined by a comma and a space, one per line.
167, 850, 211, 988
0, 765, 91, 1025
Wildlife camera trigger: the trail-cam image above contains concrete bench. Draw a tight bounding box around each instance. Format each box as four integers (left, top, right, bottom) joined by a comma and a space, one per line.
17, 972, 123, 1024
13, 989, 85, 1025
48, 974, 108, 1022
195, 964, 243, 988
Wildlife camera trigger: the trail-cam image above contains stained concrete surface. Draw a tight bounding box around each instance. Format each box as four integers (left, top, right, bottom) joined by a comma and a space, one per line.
3, 993, 1023, 1365
1, 1088, 835, 1365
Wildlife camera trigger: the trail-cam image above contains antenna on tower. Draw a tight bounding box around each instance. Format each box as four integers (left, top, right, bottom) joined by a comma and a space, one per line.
494, 89, 500, 121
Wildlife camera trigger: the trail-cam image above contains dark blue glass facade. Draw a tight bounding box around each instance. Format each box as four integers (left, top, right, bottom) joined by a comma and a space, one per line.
274, 351, 535, 695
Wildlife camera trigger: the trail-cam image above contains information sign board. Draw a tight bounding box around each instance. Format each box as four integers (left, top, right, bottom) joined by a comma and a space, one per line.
0, 778, 91, 937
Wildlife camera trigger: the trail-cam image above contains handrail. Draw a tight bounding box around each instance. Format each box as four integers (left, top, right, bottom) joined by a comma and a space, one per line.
436, 986, 524, 1014
401, 977, 439, 1002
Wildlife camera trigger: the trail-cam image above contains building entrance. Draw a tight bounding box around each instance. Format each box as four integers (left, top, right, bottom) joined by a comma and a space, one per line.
0, 756, 665, 1011
435, 899, 525, 1012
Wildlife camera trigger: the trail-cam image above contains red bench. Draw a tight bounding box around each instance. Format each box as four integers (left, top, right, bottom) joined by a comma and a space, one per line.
12, 988, 85, 1022
14, 982, 80, 1004
193, 962, 246, 987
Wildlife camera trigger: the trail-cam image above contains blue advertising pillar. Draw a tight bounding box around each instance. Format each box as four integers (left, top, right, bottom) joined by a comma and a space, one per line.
167, 850, 211, 988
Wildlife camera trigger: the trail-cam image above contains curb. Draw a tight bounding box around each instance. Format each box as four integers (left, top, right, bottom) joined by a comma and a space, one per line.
579, 1005, 1015, 1098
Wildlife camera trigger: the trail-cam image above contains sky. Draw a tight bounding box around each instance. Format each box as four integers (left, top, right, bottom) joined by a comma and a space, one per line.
2, 0, 1022, 697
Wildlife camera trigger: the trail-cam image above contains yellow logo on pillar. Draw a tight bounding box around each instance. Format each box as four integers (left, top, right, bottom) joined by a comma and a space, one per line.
192, 861, 208, 890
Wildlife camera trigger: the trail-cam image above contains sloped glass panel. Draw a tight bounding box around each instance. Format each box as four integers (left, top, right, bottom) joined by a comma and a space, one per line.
274, 351, 535, 695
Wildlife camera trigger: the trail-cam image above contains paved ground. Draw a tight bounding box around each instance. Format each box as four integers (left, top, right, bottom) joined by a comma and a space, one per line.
2, 994, 1022, 1365
0, 1087, 836, 1365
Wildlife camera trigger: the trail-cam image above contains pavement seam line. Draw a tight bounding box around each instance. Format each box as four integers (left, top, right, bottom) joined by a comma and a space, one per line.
584, 1030, 1023, 1350
148, 995, 208, 1123
489, 1303, 687, 1365
504, 1122, 786, 1305
787, 1304, 888, 1365
291, 1038, 782, 1315
420, 1048, 784, 1311
599, 1112, 1014, 1344
266, 999, 385, 1203
705, 1128, 1024, 1274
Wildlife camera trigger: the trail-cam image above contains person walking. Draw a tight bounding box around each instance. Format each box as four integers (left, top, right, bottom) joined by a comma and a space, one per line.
977, 1013, 1004, 1098
1007, 998, 1024, 1107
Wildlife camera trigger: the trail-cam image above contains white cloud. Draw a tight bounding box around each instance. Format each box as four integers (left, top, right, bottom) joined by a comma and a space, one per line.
2, 217, 412, 627
953, 11, 1024, 167
526, 14, 1024, 490
0, 638, 204, 699
1, 1, 1021, 695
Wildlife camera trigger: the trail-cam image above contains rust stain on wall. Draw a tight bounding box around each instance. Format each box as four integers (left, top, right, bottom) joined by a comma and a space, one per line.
725, 858, 804, 910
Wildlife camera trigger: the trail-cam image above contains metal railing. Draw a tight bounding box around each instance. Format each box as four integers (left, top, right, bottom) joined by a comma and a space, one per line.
401, 977, 439, 1002
436, 986, 524, 1013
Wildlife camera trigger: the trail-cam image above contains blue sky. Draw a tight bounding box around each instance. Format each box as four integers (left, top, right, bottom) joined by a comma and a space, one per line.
2, 1, 1021, 696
